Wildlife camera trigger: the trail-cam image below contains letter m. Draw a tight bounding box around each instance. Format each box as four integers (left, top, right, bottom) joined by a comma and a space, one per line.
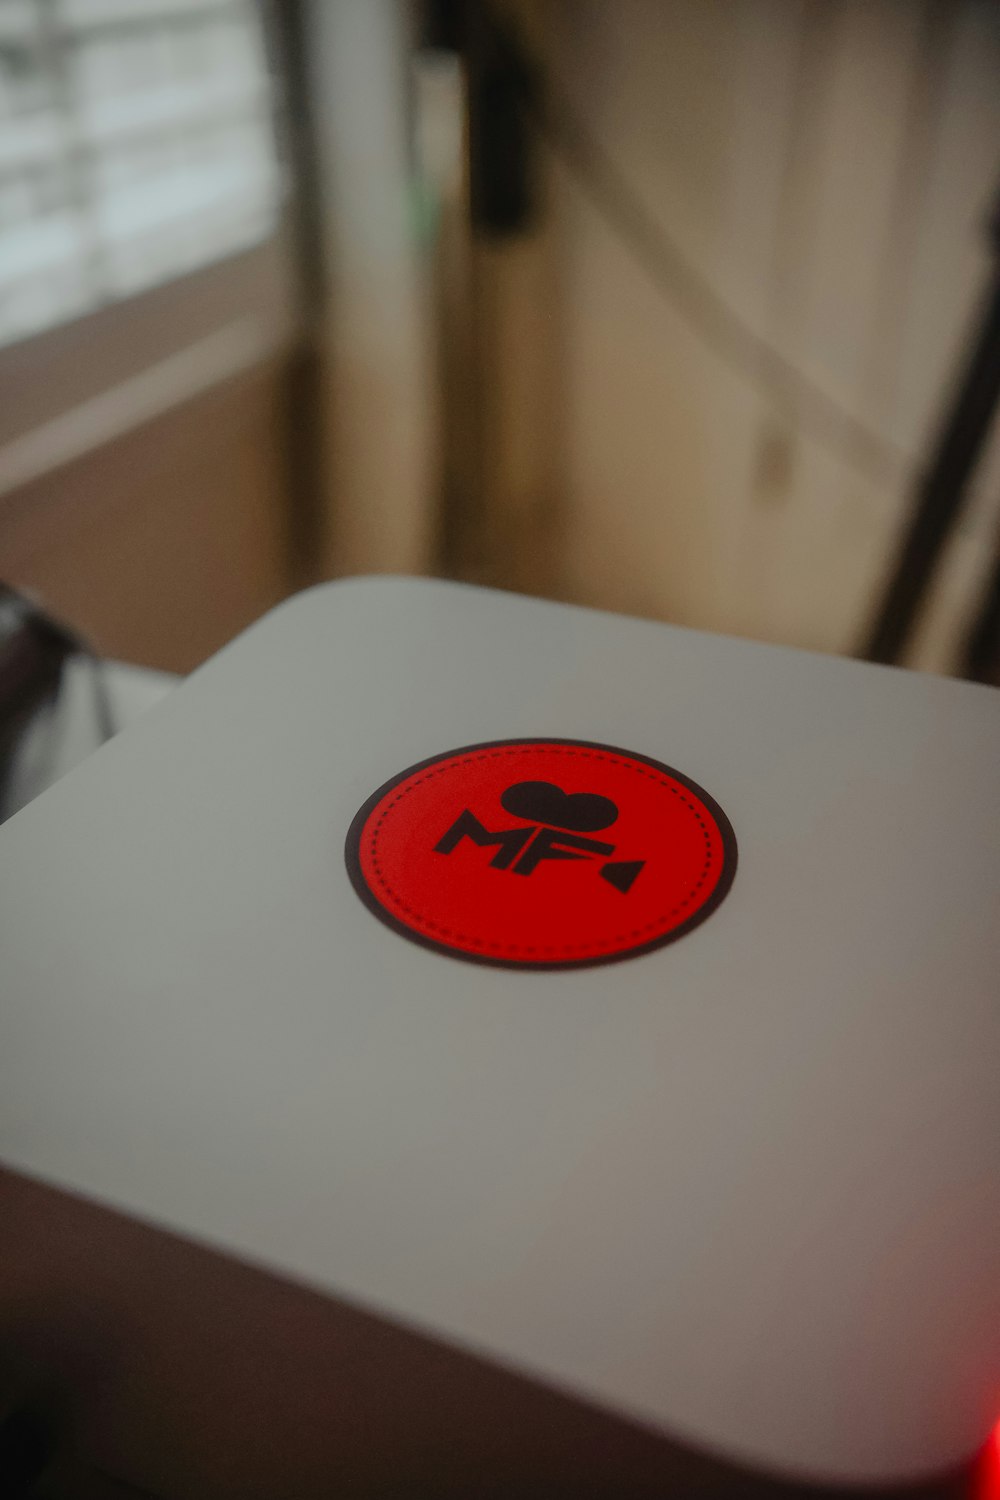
434, 810, 534, 870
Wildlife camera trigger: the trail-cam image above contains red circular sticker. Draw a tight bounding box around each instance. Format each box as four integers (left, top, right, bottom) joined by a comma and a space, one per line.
346, 739, 737, 970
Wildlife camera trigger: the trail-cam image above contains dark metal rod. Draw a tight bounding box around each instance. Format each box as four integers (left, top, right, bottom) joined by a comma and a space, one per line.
960, 526, 1000, 684
861, 267, 1000, 664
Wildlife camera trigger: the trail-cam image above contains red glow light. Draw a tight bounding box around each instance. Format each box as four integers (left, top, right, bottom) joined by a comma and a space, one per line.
975, 1422, 1000, 1500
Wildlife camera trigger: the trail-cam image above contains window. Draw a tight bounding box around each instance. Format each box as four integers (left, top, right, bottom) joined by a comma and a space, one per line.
0, 0, 282, 349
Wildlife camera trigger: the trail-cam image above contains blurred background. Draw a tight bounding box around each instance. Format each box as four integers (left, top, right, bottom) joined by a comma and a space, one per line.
1, 0, 999, 682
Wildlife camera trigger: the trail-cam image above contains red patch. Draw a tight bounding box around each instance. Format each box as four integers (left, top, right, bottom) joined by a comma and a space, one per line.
346, 739, 736, 970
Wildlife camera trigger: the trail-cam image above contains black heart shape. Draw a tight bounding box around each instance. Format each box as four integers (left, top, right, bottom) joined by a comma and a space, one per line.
500, 780, 618, 833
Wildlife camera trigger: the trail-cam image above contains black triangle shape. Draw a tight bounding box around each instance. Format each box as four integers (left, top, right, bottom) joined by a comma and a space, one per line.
599, 859, 644, 894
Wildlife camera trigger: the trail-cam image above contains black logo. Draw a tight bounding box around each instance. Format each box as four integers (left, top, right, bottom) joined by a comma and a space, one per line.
435, 779, 646, 893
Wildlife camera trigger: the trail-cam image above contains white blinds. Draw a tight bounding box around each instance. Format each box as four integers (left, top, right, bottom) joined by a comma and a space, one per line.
0, 0, 282, 348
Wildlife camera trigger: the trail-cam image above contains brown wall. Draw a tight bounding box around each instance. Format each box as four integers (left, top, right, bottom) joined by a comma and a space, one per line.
0, 248, 296, 672
0, 367, 291, 674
